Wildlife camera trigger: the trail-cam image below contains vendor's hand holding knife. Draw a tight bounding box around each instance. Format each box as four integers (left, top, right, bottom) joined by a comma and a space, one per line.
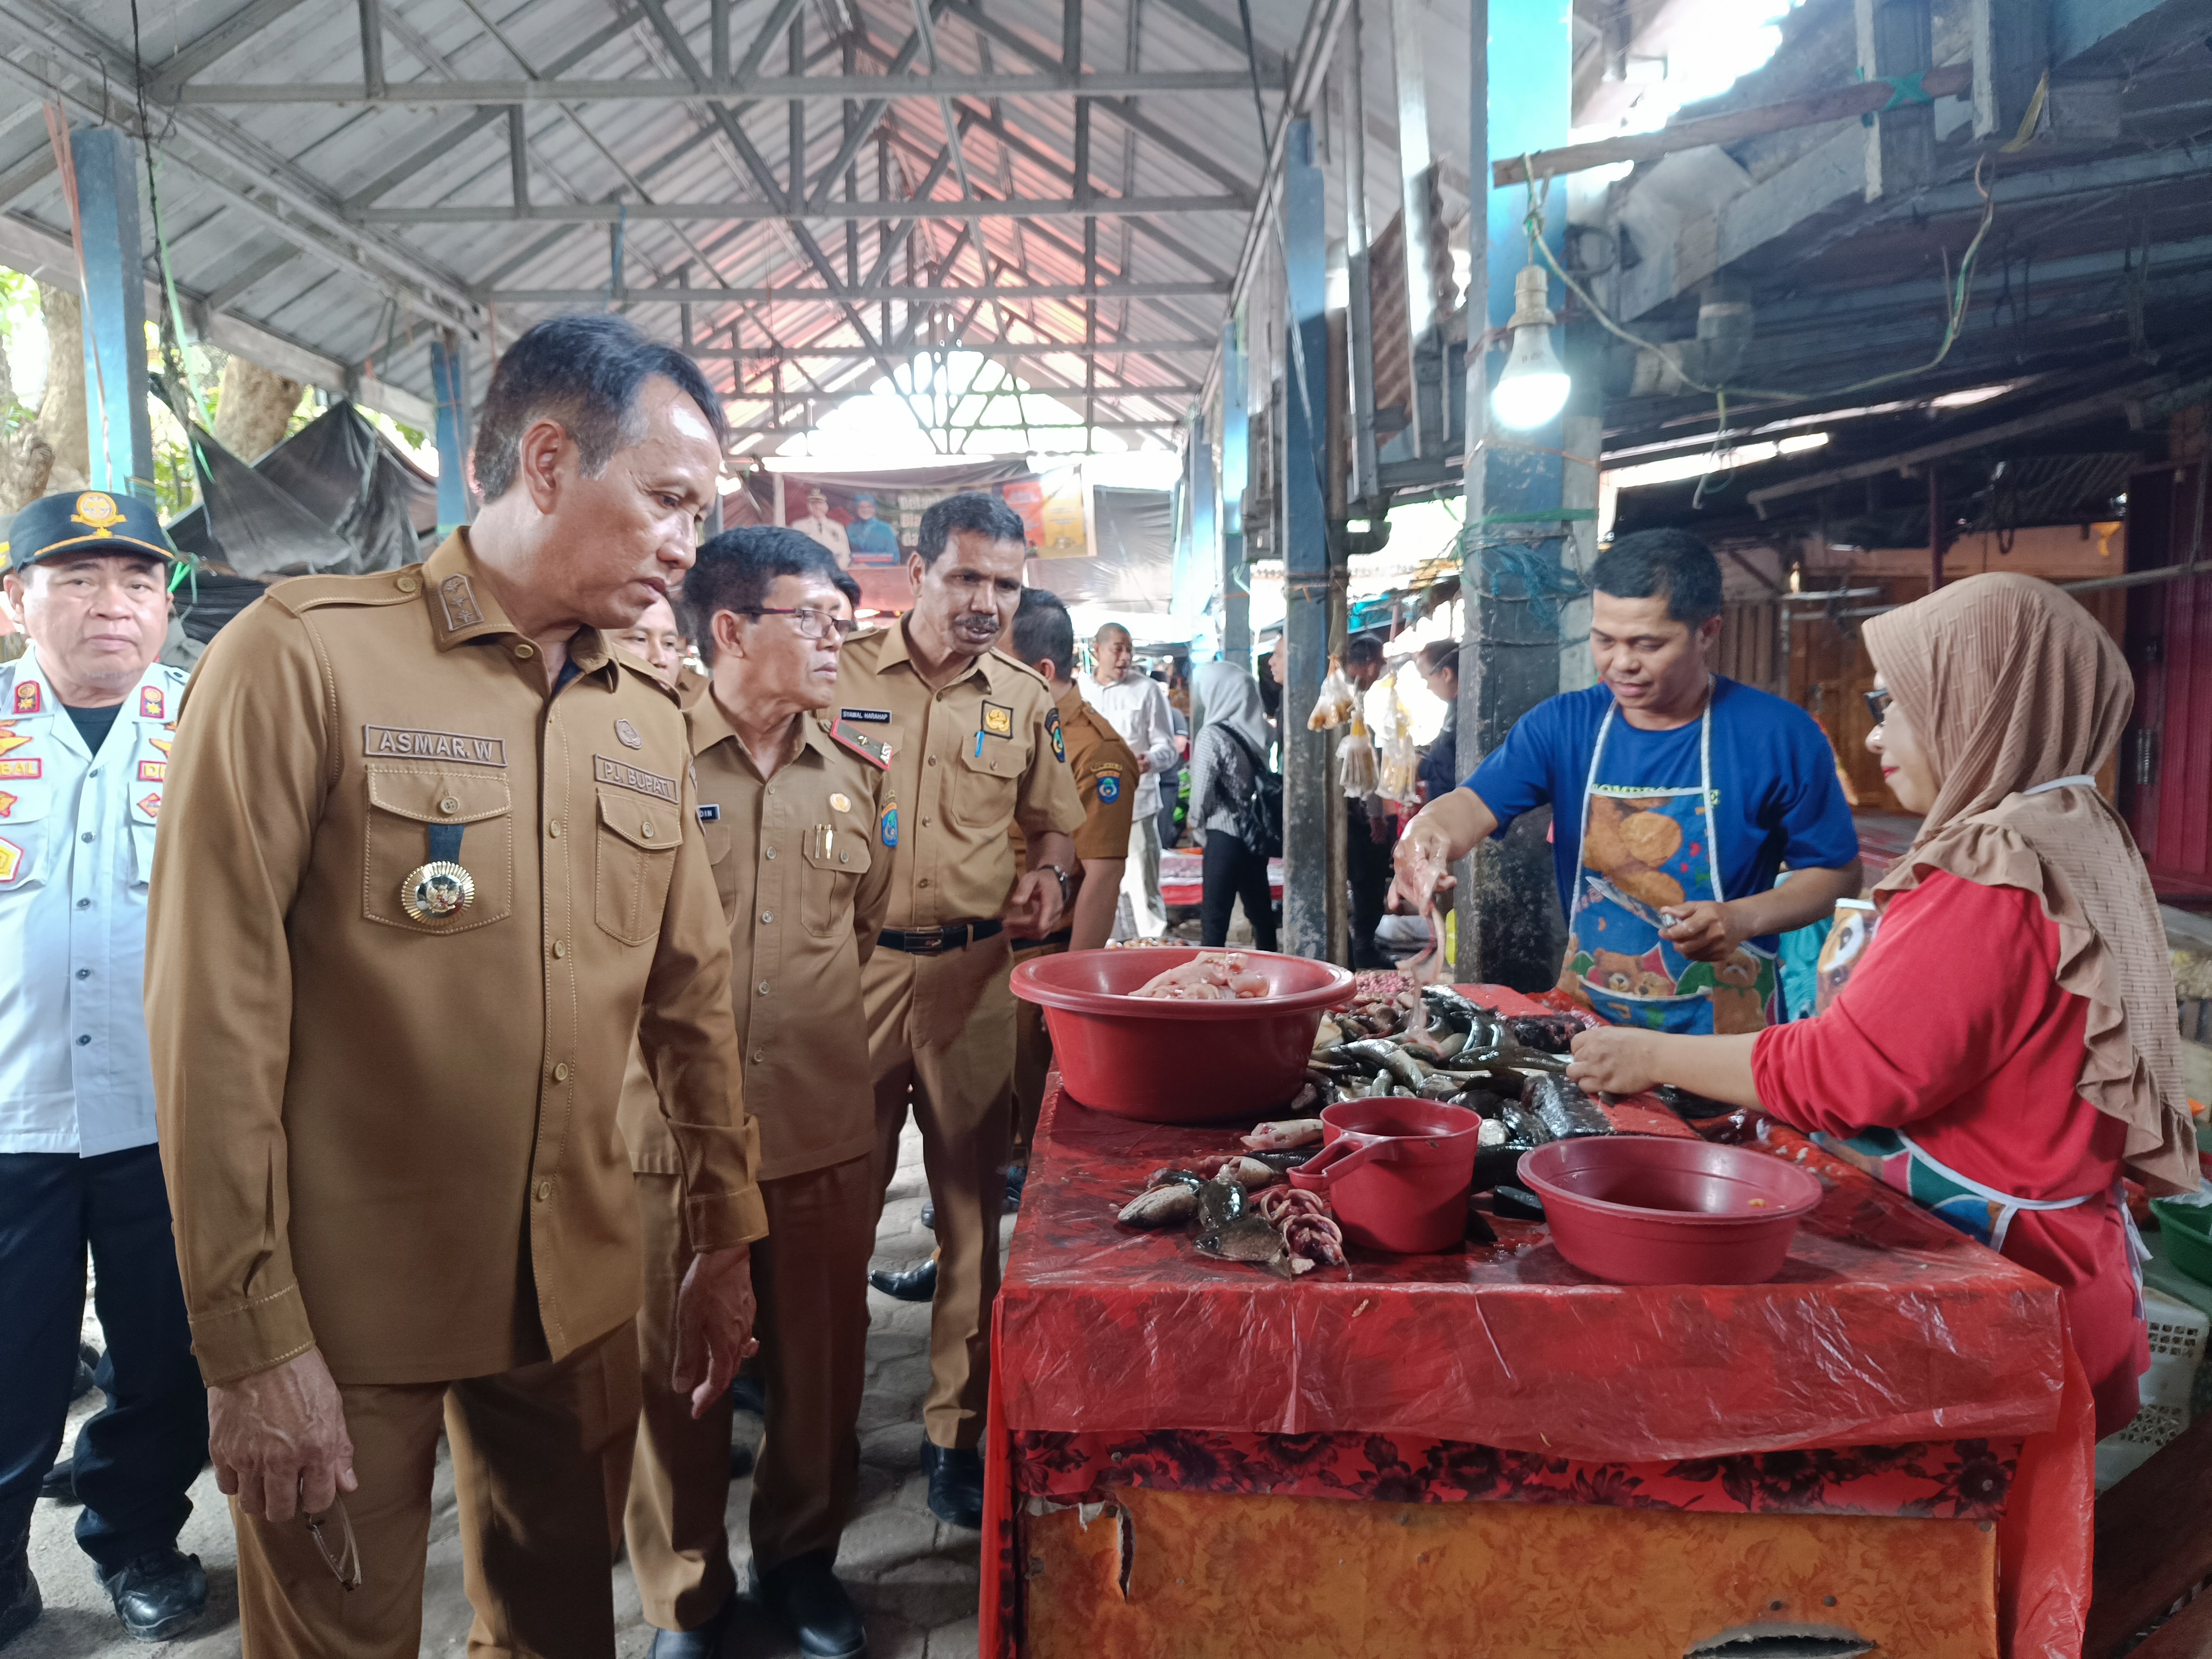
1655, 899, 1748, 962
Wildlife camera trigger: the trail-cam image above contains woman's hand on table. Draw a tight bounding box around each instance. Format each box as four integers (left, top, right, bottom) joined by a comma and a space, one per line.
1565, 1026, 1663, 1096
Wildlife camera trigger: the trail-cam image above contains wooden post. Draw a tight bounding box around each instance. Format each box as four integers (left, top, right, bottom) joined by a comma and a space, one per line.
1971, 0, 2049, 145
1857, 0, 1936, 202
1453, 0, 1573, 991
1283, 119, 1334, 961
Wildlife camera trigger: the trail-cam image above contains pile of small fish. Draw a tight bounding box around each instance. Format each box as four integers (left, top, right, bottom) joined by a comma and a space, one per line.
1299, 986, 1613, 1219
1117, 1153, 1346, 1278
1128, 951, 1273, 1001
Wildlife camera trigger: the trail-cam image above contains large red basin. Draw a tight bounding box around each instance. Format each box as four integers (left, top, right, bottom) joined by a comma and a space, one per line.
1519, 1136, 1826, 1285
1011, 947, 1355, 1123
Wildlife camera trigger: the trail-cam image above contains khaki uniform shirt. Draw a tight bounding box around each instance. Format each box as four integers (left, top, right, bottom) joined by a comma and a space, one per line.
621, 694, 894, 1184
146, 534, 765, 1389
1011, 683, 1138, 870
831, 622, 1084, 928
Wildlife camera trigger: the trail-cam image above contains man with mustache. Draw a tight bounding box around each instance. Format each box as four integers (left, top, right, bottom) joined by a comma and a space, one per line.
830, 493, 1081, 1529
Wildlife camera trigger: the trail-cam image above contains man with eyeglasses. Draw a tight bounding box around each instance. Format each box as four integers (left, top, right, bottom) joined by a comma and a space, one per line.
1393, 528, 1860, 1035
834, 493, 1082, 1532
615, 527, 889, 1658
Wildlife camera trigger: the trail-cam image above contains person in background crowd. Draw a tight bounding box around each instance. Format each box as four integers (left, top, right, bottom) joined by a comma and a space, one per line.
1341, 632, 1396, 969
615, 592, 688, 686
1188, 660, 1278, 952
1155, 667, 1190, 851
791, 488, 853, 570
619, 528, 891, 1659
1415, 640, 1460, 806
145, 315, 766, 1657
846, 494, 901, 564
0, 493, 207, 1647
1257, 640, 1283, 733
1567, 572, 2186, 1439
836, 494, 1082, 1530
1395, 528, 1861, 1034
1088, 623, 1176, 937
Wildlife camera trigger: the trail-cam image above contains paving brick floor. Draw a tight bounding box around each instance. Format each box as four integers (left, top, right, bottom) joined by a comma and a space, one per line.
18, 1122, 979, 1658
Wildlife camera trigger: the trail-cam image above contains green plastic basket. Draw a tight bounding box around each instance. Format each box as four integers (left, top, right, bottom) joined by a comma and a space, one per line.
2152, 1197, 2212, 1289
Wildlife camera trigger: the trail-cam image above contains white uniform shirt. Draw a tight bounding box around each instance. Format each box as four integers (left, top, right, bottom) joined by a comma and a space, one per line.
0, 648, 186, 1156
1090, 669, 1178, 816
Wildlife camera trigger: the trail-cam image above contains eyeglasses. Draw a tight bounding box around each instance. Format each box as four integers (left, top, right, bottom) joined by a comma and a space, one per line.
1863, 689, 1893, 727
741, 606, 856, 642
306, 1499, 362, 1591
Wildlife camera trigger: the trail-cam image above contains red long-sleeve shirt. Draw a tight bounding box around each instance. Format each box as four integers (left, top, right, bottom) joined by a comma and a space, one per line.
1755, 870, 2147, 1438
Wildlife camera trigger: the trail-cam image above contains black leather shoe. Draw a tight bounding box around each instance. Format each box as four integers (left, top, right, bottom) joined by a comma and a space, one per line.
1003, 1165, 1026, 1214
38, 1457, 75, 1504
644, 1593, 734, 1658
730, 1373, 766, 1417
751, 1550, 866, 1658
921, 1442, 984, 1529
71, 1345, 98, 1402
919, 1201, 935, 1232
99, 1549, 206, 1643
868, 1259, 936, 1303
0, 1559, 39, 1648
730, 1440, 754, 1479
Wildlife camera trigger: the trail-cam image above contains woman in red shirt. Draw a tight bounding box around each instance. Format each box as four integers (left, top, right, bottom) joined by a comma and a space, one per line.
1568, 573, 2197, 1438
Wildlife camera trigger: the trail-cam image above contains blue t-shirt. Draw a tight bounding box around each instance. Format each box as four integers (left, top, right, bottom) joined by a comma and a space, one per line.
1466, 678, 1859, 952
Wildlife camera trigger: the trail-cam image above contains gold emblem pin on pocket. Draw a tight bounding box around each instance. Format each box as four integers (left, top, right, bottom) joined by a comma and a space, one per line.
401, 860, 475, 922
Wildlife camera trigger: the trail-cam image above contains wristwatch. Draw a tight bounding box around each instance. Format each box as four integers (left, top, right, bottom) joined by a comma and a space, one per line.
1043, 863, 1074, 903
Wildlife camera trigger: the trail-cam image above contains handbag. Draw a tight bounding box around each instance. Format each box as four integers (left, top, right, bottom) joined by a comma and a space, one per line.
1218, 726, 1283, 858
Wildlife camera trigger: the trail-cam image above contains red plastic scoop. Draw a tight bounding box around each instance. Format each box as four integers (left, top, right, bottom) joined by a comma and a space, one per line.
1286, 1099, 1485, 1254
1519, 1136, 1826, 1285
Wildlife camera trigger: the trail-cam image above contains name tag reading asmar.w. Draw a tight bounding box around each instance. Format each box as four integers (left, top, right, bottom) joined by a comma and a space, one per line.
364, 725, 508, 766
594, 755, 679, 802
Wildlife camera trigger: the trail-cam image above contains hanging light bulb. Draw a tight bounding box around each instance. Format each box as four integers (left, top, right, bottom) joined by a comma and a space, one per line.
1491, 262, 1570, 430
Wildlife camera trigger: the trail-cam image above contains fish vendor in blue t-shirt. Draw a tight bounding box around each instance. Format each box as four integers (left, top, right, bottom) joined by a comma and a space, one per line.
1393, 529, 1863, 1035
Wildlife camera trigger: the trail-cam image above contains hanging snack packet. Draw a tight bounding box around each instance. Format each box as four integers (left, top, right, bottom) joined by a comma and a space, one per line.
1337, 705, 1379, 798
1375, 671, 1420, 809
1307, 655, 1358, 731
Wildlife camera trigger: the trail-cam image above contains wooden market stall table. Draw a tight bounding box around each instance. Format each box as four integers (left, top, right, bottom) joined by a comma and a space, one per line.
980, 985, 2097, 1659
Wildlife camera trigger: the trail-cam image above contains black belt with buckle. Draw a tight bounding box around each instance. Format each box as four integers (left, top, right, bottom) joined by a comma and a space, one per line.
878, 919, 1004, 955
1009, 928, 1074, 952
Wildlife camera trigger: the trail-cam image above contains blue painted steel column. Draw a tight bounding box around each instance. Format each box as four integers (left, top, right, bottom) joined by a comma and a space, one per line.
70, 128, 153, 503
1453, 0, 1575, 988
1218, 312, 1251, 669
430, 331, 473, 532
1188, 407, 1217, 638
1282, 118, 1333, 961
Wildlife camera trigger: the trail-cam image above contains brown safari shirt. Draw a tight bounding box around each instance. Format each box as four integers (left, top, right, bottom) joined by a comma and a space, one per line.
146, 533, 765, 1389
1010, 682, 1137, 868
622, 693, 894, 1183
830, 621, 1083, 929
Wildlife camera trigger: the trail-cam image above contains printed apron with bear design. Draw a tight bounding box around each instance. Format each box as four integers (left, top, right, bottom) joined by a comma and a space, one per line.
1558, 694, 1778, 1035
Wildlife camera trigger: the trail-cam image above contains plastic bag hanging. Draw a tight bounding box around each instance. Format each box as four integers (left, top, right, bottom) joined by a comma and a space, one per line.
1337, 703, 1379, 798
1308, 656, 1359, 731
1374, 670, 1420, 810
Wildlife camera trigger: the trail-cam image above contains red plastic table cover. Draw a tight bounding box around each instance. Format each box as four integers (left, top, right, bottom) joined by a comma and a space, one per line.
996, 986, 2070, 1464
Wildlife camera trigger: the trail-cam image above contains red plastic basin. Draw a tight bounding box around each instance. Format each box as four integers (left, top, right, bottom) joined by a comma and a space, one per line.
1519, 1136, 1826, 1285
1010, 947, 1355, 1123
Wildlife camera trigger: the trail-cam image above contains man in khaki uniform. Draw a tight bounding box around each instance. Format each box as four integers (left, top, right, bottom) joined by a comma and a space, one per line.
144, 316, 767, 1659
617, 528, 889, 1659
833, 494, 1082, 1528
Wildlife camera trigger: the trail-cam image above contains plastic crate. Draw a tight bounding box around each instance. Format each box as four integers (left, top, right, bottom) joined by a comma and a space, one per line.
2095, 1289, 2210, 1491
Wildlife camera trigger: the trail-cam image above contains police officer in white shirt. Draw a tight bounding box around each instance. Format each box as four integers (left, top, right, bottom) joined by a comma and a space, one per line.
0, 491, 206, 1648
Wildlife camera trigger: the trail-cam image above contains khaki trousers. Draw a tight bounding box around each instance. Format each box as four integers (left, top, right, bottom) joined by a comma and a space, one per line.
1011, 940, 1067, 1155
622, 1158, 876, 1631
864, 939, 1015, 1451
232, 1321, 638, 1659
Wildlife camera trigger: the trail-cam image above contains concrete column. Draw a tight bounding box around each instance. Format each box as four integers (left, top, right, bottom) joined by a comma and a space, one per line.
1218, 312, 1251, 669
1281, 118, 1334, 961
70, 127, 153, 503
430, 331, 472, 533
1453, 0, 1575, 990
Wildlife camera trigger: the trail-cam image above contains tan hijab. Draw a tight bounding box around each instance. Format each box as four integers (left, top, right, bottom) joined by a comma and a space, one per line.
1864, 572, 2195, 1194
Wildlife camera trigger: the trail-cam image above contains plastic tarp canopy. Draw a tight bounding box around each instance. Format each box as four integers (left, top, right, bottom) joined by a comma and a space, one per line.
1029, 486, 1174, 611
996, 986, 2070, 1464
165, 403, 436, 592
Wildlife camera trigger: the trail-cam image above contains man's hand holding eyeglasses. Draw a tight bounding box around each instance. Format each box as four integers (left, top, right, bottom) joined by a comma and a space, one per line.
207, 1348, 358, 1522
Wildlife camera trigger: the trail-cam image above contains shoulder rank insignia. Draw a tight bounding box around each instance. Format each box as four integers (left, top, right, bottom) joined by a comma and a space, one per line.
1044, 705, 1064, 763
14, 682, 41, 715
830, 718, 895, 770
1097, 771, 1121, 804
139, 685, 165, 721
981, 700, 1013, 739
